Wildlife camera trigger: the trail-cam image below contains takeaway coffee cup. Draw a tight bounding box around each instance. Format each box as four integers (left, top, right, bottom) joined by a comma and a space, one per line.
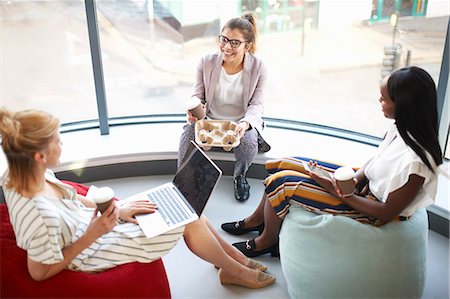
186, 97, 206, 120
91, 186, 115, 214
334, 166, 356, 197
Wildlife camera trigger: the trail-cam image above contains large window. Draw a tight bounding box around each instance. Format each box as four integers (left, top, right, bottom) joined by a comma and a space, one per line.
1, 1, 97, 123
2, 1, 449, 162
3, 0, 448, 135
85, 1, 448, 138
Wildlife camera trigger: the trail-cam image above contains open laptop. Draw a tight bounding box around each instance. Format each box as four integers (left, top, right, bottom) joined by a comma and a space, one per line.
129, 141, 222, 238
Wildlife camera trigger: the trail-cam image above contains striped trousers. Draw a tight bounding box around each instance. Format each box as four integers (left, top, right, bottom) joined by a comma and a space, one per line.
264, 157, 380, 225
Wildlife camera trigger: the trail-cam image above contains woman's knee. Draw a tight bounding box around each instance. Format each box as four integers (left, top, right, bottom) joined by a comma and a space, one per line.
265, 170, 303, 185
184, 216, 207, 234
234, 132, 258, 159
265, 157, 308, 174
181, 123, 196, 139
239, 129, 258, 147
178, 123, 196, 163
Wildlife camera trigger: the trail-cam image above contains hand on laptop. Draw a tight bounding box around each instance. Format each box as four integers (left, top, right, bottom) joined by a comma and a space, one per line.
118, 200, 158, 224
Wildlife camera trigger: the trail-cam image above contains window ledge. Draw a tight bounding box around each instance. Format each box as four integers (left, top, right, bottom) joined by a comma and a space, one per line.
0, 121, 448, 235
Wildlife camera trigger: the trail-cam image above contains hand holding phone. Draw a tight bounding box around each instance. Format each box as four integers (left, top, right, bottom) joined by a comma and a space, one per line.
302, 161, 333, 179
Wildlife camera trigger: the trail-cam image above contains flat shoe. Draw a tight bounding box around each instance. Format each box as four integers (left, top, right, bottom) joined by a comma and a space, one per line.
234, 175, 250, 201
233, 239, 279, 258
218, 268, 275, 289
247, 259, 268, 272
214, 259, 267, 272
221, 220, 264, 235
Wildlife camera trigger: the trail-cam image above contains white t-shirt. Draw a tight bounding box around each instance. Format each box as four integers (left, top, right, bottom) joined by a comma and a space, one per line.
208, 67, 245, 121
364, 124, 438, 217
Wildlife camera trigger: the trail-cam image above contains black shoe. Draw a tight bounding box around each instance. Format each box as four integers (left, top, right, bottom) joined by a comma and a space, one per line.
233, 239, 279, 258
221, 220, 264, 235
234, 175, 250, 201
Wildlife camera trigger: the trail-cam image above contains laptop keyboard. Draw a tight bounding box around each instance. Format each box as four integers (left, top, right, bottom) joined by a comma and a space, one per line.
147, 186, 192, 226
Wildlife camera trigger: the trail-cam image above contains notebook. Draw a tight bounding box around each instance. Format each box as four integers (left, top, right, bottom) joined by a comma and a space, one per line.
129, 141, 222, 238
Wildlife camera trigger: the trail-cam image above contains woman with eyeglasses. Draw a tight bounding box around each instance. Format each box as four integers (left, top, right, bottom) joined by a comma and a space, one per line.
177, 13, 270, 202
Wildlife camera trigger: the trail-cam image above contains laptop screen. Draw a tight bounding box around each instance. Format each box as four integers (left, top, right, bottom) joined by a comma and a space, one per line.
173, 142, 222, 216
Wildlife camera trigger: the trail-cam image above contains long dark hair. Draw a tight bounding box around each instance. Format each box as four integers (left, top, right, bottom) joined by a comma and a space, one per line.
387, 66, 443, 172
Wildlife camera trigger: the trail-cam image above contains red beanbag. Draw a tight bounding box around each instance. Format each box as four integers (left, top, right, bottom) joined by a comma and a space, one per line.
0, 181, 171, 298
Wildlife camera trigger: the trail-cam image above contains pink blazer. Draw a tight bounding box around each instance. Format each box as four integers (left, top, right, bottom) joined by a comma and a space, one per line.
191, 52, 269, 148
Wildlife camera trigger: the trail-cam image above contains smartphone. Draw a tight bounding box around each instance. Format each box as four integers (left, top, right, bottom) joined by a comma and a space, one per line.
302, 161, 333, 179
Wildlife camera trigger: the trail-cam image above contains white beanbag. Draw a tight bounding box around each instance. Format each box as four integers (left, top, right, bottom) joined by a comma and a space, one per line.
280, 205, 428, 299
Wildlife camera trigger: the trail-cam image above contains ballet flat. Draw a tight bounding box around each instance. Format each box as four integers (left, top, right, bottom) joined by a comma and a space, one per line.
247, 259, 268, 272
218, 268, 275, 289
214, 258, 268, 272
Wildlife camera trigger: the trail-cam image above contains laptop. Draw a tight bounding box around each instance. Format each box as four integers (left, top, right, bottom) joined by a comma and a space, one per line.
128, 141, 222, 238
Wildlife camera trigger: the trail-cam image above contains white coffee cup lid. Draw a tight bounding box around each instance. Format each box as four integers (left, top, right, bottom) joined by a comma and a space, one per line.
334, 166, 355, 181
91, 187, 114, 204
185, 96, 201, 110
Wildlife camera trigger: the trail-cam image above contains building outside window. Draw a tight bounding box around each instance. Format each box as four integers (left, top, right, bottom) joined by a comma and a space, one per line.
371, 0, 428, 21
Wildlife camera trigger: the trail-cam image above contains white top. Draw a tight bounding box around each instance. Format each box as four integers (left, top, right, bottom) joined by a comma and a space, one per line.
208, 67, 245, 121
3, 170, 184, 272
364, 124, 438, 217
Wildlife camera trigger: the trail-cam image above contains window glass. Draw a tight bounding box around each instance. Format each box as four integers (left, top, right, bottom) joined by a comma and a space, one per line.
2, 0, 448, 210
95, 0, 230, 117
97, 0, 448, 139
1, 1, 97, 123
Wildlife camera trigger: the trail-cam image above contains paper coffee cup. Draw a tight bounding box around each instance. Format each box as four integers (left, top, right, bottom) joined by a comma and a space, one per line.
91, 186, 115, 214
334, 166, 355, 197
186, 97, 206, 120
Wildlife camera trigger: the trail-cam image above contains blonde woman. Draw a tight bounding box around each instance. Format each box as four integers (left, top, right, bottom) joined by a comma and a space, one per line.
0, 108, 275, 288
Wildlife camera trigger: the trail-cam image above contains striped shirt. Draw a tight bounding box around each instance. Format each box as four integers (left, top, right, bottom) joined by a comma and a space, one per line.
3, 170, 184, 272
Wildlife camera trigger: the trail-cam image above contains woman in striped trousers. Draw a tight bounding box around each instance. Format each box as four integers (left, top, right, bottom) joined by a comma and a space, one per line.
221, 66, 443, 257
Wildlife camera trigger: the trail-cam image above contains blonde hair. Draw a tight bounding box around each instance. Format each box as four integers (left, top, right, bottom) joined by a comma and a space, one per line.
0, 108, 59, 194
222, 13, 258, 54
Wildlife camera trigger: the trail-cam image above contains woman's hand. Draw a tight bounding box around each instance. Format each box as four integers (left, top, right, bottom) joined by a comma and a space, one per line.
234, 121, 249, 138
27, 202, 118, 281
186, 111, 199, 124
84, 202, 118, 242
309, 171, 341, 198
118, 200, 158, 224
308, 161, 345, 199
186, 103, 206, 124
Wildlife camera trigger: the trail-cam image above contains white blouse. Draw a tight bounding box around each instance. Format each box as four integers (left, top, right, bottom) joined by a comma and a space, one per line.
3, 170, 184, 272
208, 67, 245, 121
364, 124, 438, 217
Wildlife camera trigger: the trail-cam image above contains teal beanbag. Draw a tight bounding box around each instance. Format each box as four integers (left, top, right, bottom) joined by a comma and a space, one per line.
279, 205, 428, 299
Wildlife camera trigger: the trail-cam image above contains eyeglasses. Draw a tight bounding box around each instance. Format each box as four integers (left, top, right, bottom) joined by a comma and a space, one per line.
218, 35, 246, 48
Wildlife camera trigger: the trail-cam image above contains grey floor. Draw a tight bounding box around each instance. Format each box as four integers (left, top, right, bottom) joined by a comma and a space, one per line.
89, 175, 450, 299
